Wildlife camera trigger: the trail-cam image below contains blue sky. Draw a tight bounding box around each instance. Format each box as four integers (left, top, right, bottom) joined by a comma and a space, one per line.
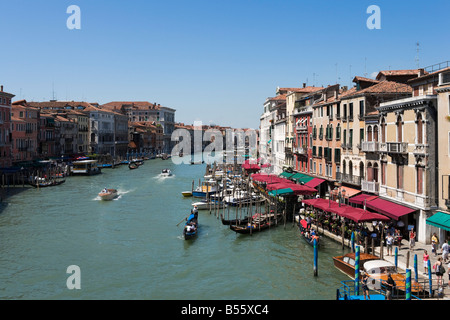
1, 0, 449, 129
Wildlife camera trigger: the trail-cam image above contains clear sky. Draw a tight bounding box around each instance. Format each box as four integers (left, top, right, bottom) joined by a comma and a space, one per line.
1, 0, 449, 129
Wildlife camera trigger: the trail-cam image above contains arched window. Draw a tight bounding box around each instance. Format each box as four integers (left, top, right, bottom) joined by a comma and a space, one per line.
396, 115, 403, 142
373, 163, 379, 183
367, 126, 373, 142
359, 161, 364, 181
417, 113, 423, 144
381, 118, 386, 143
374, 126, 379, 142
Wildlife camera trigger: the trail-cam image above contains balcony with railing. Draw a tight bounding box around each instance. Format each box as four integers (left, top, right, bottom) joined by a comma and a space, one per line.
361, 141, 380, 152
386, 142, 408, 153
336, 172, 362, 186
361, 180, 380, 194
377, 142, 408, 154
293, 147, 307, 155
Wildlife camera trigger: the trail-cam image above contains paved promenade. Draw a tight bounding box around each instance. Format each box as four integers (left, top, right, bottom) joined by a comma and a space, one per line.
372, 238, 449, 300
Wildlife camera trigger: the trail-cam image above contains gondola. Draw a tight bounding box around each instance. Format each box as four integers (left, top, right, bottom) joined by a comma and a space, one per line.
221, 215, 250, 226
128, 162, 139, 170
299, 219, 320, 247
30, 179, 66, 188
229, 214, 281, 234
183, 212, 198, 240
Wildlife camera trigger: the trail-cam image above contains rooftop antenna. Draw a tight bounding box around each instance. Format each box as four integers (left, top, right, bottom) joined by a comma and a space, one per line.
335, 63, 338, 84
415, 42, 420, 68
52, 82, 55, 101
364, 57, 368, 78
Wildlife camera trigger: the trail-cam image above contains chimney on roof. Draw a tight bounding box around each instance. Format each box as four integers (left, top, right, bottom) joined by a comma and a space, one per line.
341, 86, 348, 92
0, 85, 3, 92
418, 68, 425, 77
303, 83, 306, 88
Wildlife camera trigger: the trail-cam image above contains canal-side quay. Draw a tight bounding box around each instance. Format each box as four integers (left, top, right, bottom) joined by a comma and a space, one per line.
0, 157, 448, 300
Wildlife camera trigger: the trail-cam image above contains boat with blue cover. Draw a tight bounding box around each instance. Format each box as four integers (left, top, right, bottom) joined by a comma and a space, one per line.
183, 211, 198, 240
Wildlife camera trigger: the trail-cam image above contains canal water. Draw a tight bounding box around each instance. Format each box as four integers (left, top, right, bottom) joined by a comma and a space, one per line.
0, 157, 350, 300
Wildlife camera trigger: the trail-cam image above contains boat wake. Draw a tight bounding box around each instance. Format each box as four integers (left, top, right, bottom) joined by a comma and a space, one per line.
93, 188, 135, 201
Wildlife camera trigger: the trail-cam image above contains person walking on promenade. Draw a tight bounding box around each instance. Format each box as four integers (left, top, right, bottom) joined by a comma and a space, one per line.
386, 233, 394, 256
431, 233, 439, 256
433, 257, 445, 287
423, 250, 430, 274
409, 228, 416, 250
441, 238, 449, 263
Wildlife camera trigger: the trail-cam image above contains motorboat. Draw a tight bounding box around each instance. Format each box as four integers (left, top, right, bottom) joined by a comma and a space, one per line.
98, 188, 118, 201
191, 200, 227, 210
363, 260, 423, 294
181, 191, 193, 197
332, 252, 379, 279
161, 169, 172, 177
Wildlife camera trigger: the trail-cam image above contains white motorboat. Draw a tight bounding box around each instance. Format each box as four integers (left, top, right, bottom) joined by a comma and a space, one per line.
98, 188, 118, 201
192, 200, 227, 210
161, 169, 172, 177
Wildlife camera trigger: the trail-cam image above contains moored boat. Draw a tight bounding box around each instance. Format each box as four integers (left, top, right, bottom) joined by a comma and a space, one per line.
192, 200, 227, 210
181, 191, 193, 197
71, 160, 101, 175
30, 177, 66, 188
332, 252, 379, 279
229, 214, 281, 234
98, 188, 118, 201
363, 260, 424, 294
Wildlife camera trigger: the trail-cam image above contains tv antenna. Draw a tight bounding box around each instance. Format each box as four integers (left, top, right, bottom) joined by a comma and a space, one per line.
415, 42, 420, 68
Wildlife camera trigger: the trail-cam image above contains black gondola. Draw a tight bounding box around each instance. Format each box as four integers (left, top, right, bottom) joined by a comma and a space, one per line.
30, 179, 66, 188
128, 162, 139, 170
229, 214, 281, 234
183, 211, 198, 240
299, 219, 320, 247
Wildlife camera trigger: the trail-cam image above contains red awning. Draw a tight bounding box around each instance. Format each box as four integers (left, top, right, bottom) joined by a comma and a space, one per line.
304, 178, 325, 188
348, 194, 379, 205
266, 183, 316, 195
243, 164, 260, 171
302, 198, 323, 206
365, 198, 417, 220
338, 207, 390, 223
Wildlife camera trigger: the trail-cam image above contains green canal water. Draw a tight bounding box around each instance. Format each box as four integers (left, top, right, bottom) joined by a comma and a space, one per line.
0, 157, 350, 300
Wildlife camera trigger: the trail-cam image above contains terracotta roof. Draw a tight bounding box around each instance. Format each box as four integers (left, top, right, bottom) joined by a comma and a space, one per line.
269, 94, 287, 101
408, 66, 450, 82
26, 101, 97, 109
353, 76, 379, 83
102, 101, 159, 110
340, 81, 412, 99
376, 69, 426, 80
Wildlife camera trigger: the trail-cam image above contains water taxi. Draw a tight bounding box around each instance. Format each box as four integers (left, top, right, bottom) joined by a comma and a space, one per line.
98, 188, 118, 201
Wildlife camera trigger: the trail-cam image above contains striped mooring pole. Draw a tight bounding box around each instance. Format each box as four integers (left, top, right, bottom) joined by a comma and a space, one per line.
427, 260, 433, 298
313, 238, 318, 277
414, 254, 418, 282
394, 247, 398, 270
351, 232, 355, 253
406, 269, 411, 300
355, 245, 360, 296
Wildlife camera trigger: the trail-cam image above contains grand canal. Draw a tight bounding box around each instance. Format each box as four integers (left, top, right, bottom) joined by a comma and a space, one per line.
0, 157, 350, 300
